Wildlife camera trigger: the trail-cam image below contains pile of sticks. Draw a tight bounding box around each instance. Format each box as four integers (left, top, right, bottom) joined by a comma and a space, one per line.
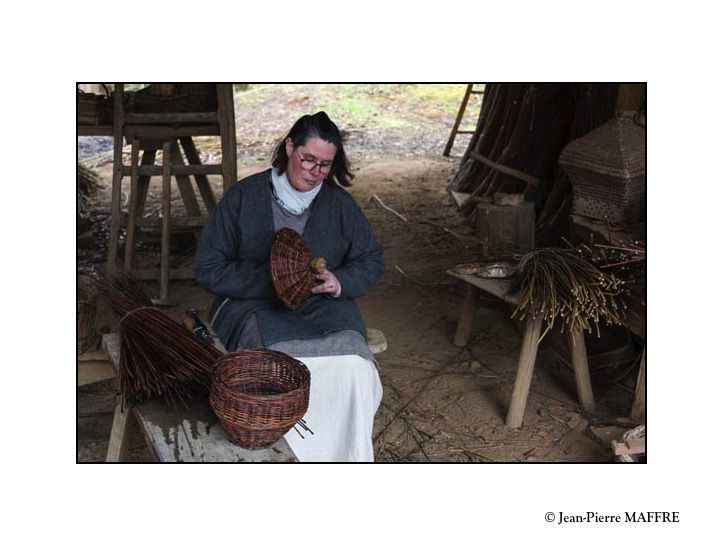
510, 246, 630, 342
86, 274, 222, 409
77, 163, 104, 216
448, 84, 619, 244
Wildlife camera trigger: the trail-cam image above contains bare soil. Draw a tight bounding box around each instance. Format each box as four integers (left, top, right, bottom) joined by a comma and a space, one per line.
77, 85, 638, 462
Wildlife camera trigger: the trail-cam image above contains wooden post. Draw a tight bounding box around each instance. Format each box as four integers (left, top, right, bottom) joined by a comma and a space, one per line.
568, 328, 595, 412
106, 401, 132, 462
453, 284, 479, 346
216, 84, 237, 193
135, 147, 156, 216
506, 316, 543, 428
123, 139, 140, 273
169, 140, 202, 217
106, 84, 125, 276
631, 347, 646, 423
160, 141, 171, 305
180, 136, 217, 213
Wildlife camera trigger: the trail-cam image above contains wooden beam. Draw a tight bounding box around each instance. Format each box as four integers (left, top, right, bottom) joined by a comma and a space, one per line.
470, 151, 540, 188
121, 164, 222, 176
106, 401, 132, 462
125, 112, 217, 124
160, 141, 171, 304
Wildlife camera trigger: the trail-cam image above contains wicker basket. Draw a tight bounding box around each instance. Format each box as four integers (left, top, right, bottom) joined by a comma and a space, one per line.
559, 114, 646, 225
127, 83, 218, 113
77, 85, 112, 125
209, 350, 311, 449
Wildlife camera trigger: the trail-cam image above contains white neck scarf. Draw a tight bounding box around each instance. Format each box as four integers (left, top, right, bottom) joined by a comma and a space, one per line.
271, 167, 322, 215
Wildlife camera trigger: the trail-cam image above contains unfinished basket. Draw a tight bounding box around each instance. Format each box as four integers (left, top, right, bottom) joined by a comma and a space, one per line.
209, 350, 311, 449
559, 114, 646, 225
271, 228, 326, 310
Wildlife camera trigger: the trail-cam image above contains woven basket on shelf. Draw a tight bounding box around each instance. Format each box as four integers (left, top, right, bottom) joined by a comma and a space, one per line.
559, 114, 646, 225
77, 85, 112, 125
209, 350, 311, 449
126, 83, 218, 113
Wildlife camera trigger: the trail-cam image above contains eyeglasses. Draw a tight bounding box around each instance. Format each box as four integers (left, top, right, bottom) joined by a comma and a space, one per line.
296, 151, 333, 174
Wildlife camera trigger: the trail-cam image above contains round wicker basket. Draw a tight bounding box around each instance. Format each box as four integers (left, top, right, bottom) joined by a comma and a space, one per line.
209, 350, 311, 449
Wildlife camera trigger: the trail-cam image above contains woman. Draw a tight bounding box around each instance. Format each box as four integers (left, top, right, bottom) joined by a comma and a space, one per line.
194, 111, 384, 462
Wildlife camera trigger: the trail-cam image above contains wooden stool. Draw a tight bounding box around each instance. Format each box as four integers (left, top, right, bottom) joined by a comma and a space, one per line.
449, 271, 594, 429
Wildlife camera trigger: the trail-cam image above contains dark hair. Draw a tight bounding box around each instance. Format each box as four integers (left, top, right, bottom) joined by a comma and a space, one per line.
272, 111, 354, 187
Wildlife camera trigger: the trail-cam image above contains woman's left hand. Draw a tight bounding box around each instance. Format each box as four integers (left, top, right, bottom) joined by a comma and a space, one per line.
312, 270, 342, 297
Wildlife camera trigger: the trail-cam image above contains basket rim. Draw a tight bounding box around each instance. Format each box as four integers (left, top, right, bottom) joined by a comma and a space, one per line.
211, 350, 311, 402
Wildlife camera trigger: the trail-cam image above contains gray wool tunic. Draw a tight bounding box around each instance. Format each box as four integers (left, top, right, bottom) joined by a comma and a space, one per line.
193, 169, 384, 357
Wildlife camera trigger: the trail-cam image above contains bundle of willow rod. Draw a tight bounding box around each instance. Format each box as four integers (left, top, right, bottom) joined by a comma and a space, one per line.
87, 274, 222, 409
510, 247, 628, 341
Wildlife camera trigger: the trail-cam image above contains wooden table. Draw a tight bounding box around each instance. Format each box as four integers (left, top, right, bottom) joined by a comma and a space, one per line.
448, 270, 595, 428
101, 333, 296, 462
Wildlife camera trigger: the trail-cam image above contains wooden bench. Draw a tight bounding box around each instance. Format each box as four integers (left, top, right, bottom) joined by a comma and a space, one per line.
101, 326, 387, 462
102, 333, 297, 462
448, 270, 595, 428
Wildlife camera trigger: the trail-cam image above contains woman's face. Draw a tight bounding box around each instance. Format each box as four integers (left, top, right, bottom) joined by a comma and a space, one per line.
285, 136, 337, 192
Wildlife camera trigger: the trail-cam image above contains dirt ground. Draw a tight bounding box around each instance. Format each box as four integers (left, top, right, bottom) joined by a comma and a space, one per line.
77, 85, 639, 462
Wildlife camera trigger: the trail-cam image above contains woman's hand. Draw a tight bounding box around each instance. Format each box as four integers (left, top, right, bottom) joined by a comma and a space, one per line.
312, 270, 342, 297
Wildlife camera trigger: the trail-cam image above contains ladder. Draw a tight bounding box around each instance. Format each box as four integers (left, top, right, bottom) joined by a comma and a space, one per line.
443, 84, 485, 157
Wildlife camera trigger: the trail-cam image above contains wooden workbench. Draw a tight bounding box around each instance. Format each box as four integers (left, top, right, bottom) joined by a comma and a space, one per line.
102, 333, 297, 462
448, 270, 595, 428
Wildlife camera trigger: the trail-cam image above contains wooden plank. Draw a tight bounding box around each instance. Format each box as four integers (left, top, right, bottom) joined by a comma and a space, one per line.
77, 125, 114, 136
101, 334, 296, 462
106, 400, 132, 462
169, 140, 202, 217
568, 328, 595, 412
106, 84, 126, 276
124, 138, 140, 273
131, 267, 194, 281
470, 151, 540, 188
125, 112, 218, 124
506, 316, 543, 429
124, 125, 220, 139
135, 147, 157, 216
160, 141, 171, 304
121, 164, 223, 176
132, 216, 207, 228
446, 270, 519, 305
216, 84, 237, 193
180, 136, 217, 213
